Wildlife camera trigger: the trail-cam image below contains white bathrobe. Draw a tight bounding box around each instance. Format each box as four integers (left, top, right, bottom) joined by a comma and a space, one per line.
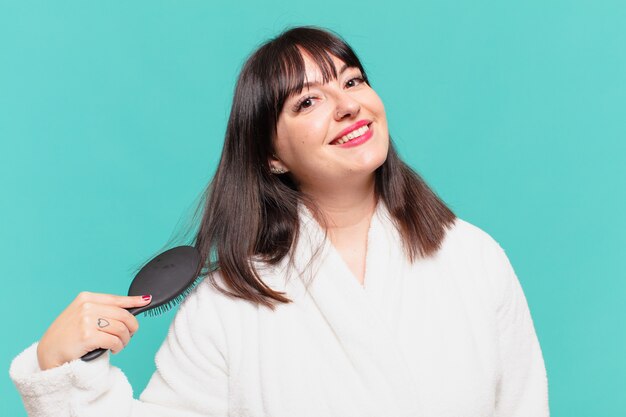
10, 203, 550, 417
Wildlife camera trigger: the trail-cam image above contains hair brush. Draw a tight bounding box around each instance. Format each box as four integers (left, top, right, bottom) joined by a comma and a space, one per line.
81, 245, 202, 361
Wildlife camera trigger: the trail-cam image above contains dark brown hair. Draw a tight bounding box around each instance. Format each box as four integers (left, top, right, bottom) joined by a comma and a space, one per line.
193, 26, 456, 309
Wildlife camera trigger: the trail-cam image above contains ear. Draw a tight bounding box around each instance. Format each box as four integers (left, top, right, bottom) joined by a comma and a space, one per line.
268, 154, 289, 174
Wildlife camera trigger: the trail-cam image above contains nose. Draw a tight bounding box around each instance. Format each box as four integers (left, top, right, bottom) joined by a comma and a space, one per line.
333, 90, 360, 120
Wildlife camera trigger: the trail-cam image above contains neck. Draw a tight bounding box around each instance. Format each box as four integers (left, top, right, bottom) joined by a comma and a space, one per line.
301, 176, 377, 230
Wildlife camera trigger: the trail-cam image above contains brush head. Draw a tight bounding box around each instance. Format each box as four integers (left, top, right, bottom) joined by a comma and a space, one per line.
81, 245, 202, 362
127, 245, 202, 317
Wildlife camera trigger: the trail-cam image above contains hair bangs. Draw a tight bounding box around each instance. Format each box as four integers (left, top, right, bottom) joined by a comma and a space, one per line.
266, 36, 368, 124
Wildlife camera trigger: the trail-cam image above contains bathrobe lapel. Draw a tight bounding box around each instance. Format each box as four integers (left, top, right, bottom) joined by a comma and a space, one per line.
287, 203, 421, 416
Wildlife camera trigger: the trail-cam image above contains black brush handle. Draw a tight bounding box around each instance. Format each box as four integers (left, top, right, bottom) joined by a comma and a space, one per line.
80, 306, 147, 362
81, 347, 108, 362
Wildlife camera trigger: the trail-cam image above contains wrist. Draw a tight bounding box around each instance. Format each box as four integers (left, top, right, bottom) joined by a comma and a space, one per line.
36, 341, 62, 371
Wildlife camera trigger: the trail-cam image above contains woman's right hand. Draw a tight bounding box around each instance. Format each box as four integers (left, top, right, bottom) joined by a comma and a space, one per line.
36, 291, 152, 370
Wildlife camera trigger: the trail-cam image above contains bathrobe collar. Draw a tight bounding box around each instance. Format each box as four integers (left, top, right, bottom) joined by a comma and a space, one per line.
281, 201, 422, 415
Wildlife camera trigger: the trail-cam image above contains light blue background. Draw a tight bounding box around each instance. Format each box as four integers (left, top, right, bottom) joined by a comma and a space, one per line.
2, 1, 624, 416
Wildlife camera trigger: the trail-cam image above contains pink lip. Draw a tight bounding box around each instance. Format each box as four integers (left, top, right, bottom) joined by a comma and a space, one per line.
335, 124, 374, 148
330, 119, 371, 144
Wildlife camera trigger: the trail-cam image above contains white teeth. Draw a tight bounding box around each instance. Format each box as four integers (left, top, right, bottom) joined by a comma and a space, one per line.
334, 124, 369, 144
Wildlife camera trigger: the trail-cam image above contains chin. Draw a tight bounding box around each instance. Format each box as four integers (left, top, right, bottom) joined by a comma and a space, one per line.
349, 156, 388, 177
356, 143, 389, 172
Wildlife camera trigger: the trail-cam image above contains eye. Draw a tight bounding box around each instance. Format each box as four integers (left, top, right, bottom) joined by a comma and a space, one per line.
293, 95, 317, 112
345, 76, 365, 88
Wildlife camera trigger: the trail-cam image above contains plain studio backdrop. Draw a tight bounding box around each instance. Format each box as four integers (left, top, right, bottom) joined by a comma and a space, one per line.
1, 1, 624, 416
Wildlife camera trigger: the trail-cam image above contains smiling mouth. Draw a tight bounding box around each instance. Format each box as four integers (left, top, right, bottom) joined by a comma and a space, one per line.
329, 123, 372, 145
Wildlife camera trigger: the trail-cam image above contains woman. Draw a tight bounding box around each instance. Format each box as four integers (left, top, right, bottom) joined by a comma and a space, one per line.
10, 26, 549, 416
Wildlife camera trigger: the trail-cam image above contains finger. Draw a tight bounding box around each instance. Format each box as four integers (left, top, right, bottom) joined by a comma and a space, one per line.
93, 317, 131, 349
92, 330, 126, 355
83, 304, 141, 336
77, 291, 152, 309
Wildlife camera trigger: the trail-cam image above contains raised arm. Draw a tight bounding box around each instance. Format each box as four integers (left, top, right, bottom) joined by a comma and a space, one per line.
10, 281, 229, 416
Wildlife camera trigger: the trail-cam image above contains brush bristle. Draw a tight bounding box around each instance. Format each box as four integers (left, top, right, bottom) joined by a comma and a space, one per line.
144, 276, 203, 317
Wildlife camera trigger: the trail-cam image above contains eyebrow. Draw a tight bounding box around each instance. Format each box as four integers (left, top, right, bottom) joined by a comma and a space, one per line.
300, 63, 353, 91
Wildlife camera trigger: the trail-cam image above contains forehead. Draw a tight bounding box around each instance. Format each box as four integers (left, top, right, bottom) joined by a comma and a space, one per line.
300, 50, 346, 80
282, 50, 353, 101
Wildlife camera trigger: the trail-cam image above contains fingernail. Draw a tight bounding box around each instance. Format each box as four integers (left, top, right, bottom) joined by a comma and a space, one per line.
142, 295, 152, 302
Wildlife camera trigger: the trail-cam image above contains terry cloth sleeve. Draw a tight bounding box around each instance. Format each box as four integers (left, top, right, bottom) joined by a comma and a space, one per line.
484, 238, 550, 417
9, 281, 229, 417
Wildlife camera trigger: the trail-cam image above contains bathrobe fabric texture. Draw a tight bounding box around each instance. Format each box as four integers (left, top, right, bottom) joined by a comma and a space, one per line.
10, 203, 550, 416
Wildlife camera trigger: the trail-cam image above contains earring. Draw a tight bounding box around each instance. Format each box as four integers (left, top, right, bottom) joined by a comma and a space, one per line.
270, 165, 287, 174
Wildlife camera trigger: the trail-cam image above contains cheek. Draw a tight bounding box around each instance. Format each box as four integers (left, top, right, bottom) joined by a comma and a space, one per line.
370, 94, 387, 120
280, 120, 328, 153
372, 97, 389, 137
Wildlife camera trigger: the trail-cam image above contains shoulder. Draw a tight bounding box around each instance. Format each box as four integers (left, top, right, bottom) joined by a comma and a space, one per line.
167, 271, 260, 358
174, 271, 259, 334
181, 271, 259, 314
435, 217, 514, 284
438, 217, 505, 256
446, 217, 498, 244
439, 217, 520, 303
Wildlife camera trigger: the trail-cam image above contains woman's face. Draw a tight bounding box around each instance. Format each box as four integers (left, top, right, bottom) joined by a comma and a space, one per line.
271, 52, 389, 192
